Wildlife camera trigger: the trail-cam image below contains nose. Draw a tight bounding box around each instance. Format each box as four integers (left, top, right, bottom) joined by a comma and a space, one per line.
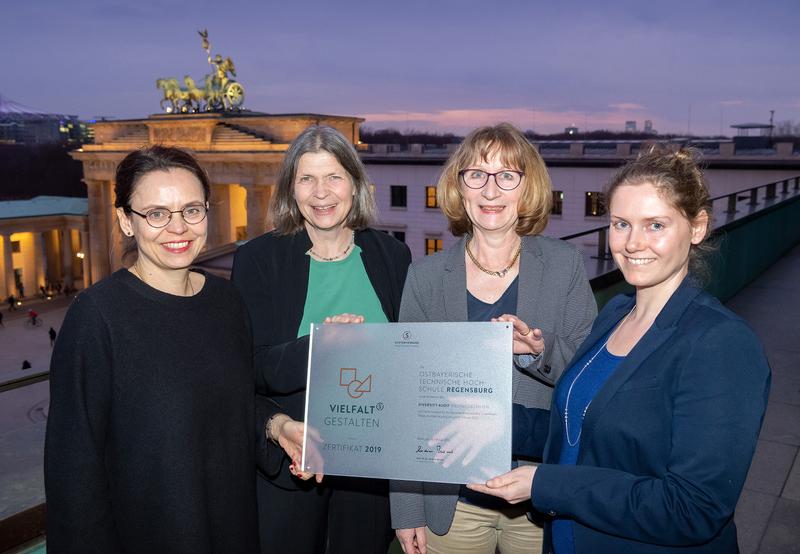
165, 212, 188, 233
481, 175, 502, 200
311, 179, 329, 198
625, 226, 645, 251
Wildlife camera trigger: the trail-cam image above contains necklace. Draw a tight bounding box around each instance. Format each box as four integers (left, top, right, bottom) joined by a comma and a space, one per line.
564, 306, 635, 447
308, 230, 355, 262
131, 264, 195, 296
466, 238, 522, 278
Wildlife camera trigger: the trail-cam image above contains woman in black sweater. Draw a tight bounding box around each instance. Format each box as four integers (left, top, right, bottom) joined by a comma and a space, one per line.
232, 125, 411, 553
45, 146, 259, 553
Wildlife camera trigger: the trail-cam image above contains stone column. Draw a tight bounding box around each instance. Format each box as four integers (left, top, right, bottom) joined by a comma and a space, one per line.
80, 230, 91, 289
33, 232, 46, 291
107, 181, 124, 271
61, 228, 74, 288
244, 184, 272, 239
85, 179, 111, 284
2, 233, 14, 297
208, 184, 232, 248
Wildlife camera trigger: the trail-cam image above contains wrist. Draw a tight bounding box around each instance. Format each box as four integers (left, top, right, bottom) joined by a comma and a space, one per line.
266, 413, 290, 443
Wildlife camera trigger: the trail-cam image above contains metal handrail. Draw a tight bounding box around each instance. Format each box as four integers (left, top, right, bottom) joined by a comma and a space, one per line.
0, 371, 49, 394
561, 175, 800, 259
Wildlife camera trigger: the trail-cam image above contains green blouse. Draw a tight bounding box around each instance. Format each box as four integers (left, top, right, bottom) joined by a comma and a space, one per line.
297, 245, 388, 338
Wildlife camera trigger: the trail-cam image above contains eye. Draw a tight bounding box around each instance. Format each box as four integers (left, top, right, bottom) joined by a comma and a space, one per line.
297, 175, 313, 183
147, 209, 169, 221
467, 170, 487, 179
184, 206, 202, 217
327, 174, 343, 181
611, 220, 629, 230
498, 171, 516, 181
649, 222, 665, 231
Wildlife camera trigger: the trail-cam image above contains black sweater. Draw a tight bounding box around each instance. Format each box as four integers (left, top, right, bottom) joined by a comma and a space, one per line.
231, 228, 411, 489
45, 270, 258, 553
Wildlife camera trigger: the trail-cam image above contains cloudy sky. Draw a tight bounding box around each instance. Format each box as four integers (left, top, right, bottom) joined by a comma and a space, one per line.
3, 0, 798, 135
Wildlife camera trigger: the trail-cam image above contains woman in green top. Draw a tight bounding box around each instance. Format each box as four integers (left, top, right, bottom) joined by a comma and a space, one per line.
232, 125, 411, 553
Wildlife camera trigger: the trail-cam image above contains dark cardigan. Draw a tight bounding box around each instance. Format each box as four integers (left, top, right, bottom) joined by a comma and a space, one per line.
232, 228, 411, 489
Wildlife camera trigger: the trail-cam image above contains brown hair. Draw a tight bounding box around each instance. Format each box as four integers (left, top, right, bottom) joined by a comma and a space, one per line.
437, 123, 552, 237
271, 125, 376, 234
605, 145, 714, 276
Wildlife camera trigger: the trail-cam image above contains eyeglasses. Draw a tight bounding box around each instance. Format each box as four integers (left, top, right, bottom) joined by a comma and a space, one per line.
127, 204, 209, 228
459, 169, 524, 191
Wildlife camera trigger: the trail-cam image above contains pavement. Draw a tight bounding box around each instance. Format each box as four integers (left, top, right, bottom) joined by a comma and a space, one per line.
1, 249, 799, 550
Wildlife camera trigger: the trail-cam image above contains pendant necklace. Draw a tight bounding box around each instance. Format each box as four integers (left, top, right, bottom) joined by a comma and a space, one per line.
308, 230, 355, 262
466, 238, 522, 278
131, 264, 195, 296
564, 306, 635, 447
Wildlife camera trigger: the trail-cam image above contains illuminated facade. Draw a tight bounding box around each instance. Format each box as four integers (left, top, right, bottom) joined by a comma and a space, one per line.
70, 112, 364, 284
0, 196, 88, 300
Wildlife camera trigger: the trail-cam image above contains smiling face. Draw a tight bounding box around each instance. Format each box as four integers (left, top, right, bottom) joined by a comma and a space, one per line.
460, 149, 523, 237
609, 182, 708, 295
116, 167, 208, 275
293, 150, 354, 233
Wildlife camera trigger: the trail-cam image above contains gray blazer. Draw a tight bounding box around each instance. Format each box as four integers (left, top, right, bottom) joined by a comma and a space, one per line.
389, 234, 597, 535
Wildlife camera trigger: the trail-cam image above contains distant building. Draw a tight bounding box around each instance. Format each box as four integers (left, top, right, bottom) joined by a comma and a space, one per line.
625, 121, 637, 133
0, 196, 89, 299
644, 120, 654, 134
0, 94, 88, 145
565, 125, 579, 135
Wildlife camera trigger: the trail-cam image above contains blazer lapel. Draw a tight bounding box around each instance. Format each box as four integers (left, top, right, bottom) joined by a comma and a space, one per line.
578, 279, 703, 455
287, 231, 312, 335
442, 236, 468, 322
514, 237, 544, 401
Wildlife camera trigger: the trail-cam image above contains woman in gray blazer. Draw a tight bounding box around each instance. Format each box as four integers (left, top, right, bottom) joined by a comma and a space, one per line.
390, 123, 597, 554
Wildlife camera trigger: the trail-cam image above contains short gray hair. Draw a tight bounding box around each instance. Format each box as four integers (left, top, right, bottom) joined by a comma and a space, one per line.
271, 125, 376, 234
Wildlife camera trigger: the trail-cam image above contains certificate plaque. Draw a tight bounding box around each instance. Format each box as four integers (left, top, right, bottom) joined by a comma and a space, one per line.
301, 322, 512, 484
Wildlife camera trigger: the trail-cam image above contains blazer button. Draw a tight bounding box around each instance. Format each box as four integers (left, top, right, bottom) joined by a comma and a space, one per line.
548, 510, 557, 516
543, 365, 552, 375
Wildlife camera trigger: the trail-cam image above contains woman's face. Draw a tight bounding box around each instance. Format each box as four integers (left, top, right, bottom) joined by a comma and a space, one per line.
293, 151, 354, 232
609, 182, 707, 293
116, 167, 208, 273
460, 149, 524, 236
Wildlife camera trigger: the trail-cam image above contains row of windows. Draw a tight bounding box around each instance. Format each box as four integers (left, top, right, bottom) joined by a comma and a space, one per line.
388, 186, 606, 217
378, 229, 443, 256
390, 185, 439, 209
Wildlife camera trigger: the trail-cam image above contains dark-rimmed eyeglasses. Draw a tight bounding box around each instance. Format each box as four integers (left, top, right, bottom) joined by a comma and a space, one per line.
459, 169, 524, 191
127, 204, 209, 228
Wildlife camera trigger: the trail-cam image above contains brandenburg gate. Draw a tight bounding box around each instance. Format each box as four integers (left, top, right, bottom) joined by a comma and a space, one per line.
71, 112, 363, 284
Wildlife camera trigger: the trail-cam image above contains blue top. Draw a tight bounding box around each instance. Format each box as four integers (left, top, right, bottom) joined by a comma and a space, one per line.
551, 332, 623, 554
459, 278, 518, 509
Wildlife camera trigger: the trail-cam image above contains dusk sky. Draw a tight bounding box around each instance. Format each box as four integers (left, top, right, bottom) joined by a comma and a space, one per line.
3, 0, 799, 136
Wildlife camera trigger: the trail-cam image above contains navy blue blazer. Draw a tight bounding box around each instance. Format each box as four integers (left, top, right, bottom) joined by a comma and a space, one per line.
513, 278, 770, 553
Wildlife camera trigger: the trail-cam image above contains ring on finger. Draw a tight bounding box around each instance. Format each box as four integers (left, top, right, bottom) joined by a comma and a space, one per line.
520, 327, 531, 337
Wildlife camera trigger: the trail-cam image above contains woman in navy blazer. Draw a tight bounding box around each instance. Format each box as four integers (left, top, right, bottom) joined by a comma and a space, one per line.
469, 147, 770, 553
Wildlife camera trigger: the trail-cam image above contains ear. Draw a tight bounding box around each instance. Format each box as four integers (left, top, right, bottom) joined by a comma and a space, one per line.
690, 209, 709, 245
116, 207, 134, 237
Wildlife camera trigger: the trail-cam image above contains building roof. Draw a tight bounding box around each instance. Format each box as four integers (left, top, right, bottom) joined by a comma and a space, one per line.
731, 123, 774, 129
0, 196, 88, 220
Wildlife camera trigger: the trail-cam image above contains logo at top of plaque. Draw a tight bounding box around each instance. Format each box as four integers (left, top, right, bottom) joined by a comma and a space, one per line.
402, 330, 412, 341
339, 367, 372, 399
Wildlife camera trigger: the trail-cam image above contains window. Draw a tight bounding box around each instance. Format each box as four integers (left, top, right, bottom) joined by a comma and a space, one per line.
390, 185, 407, 208
425, 186, 438, 209
585, 191, 606, 217
393, 231, 406, 243
551, 191, 564, 215
11, 240, 21, 253
425, 238, 443, 255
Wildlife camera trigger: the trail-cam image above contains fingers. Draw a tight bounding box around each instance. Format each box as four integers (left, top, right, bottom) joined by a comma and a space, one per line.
416, 527, 428, 554
323, 313, 365, 324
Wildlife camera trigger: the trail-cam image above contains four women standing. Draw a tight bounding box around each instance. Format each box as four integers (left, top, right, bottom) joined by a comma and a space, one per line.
46, 127, 769, 554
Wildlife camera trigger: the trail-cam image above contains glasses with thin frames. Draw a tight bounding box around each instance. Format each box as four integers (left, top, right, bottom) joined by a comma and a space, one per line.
127, 204, 209, 228
459, 169, 524, 191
